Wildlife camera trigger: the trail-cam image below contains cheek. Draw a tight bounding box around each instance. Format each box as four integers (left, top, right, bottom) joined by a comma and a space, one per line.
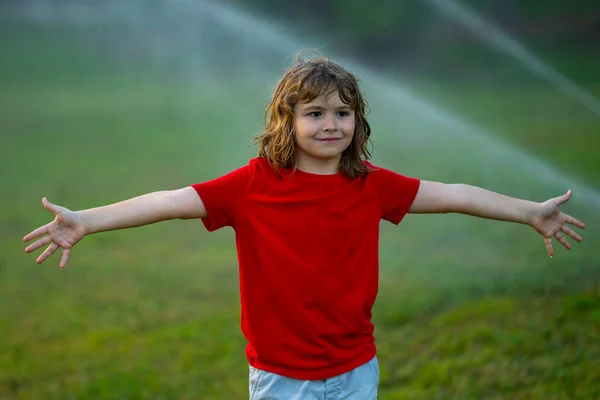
295, 119, 315, 139
343, 119, 356, 135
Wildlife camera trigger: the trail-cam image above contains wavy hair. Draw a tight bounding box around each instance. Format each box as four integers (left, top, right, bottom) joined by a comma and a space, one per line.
254, 52, 372, 179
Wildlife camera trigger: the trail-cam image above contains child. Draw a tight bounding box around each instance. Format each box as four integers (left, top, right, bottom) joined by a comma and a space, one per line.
24, 54, 585, 399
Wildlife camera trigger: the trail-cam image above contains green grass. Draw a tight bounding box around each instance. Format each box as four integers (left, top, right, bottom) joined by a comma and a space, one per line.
1, 22, 599, 399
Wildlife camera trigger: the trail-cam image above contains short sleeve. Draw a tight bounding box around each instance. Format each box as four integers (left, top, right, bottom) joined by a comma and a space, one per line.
373, 166, 421, 224
190, 164, 251, 231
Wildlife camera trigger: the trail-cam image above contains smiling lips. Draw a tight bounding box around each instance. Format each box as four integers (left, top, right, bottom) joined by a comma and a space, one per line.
316, 138, 341, 142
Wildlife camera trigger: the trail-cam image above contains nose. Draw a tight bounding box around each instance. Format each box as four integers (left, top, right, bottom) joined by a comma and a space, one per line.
322, 115, 337, 132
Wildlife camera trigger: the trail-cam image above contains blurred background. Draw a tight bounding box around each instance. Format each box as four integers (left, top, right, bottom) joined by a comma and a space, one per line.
1, 0, 599, 398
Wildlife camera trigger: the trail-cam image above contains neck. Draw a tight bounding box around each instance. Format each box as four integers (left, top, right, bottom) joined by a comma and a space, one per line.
295, 154, 341, 175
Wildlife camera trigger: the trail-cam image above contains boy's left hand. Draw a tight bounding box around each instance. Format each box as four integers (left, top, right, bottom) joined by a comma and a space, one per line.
529, 190, 586, 257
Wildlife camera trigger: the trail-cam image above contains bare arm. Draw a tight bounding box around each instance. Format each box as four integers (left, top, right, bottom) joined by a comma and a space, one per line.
24, 187, 206, 268
80, 187, 206, 234
408, 181, 536, 223
409, 181, 585, 256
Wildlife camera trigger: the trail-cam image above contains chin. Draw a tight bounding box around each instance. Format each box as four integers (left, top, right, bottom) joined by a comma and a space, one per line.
310, 149, 344, 160
314, 145, 350, 158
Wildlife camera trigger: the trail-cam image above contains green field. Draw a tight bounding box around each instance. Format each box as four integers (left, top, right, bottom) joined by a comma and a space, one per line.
1, 20, 599, 400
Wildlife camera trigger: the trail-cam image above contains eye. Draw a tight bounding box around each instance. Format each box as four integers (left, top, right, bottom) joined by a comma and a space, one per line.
337, 111, 350, 117
308, 111, 322, 117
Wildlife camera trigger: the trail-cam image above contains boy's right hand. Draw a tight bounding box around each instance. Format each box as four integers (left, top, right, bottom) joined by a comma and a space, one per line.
24, 197, 86, 270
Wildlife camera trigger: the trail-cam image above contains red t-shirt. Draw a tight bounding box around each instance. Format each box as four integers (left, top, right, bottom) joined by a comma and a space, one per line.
191, 157, 420, 380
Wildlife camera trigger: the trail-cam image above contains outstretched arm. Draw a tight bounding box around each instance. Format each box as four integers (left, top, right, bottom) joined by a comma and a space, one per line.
408, 181, 585, 257
76, 187, 206, 233
23, 187, 206, 269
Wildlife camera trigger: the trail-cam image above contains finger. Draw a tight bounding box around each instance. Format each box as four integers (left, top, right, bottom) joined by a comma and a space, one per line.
60, 248, 71, 270
565, 215, 585, 230
554, 232, 571, 250
555, 189, 572, 206
23, 224, 49, 242
545, 224, 563, 239
42, 197, 62, 215
561, 225, 582, 242
36, 243, 59, 264
544, 237, 554, 257
25, 236, 52, 254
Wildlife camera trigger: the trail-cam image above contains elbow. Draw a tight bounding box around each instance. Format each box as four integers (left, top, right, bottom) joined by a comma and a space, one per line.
445, 183, 469, 213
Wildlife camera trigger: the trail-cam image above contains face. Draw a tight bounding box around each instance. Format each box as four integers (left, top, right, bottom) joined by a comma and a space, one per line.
293, 91, 355, 172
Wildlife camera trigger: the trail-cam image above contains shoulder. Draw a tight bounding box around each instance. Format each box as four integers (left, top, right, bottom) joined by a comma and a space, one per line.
363, 160, 379, 172
248, 156, 271, 170
362, 160, 387, 179
248, 157, 277, 176
362, 160, 420, 186
363, 160, 413, 176
244, 157, 284, 184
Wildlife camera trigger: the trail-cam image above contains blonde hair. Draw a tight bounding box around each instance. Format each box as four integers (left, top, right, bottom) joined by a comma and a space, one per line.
254, 52, 372, 179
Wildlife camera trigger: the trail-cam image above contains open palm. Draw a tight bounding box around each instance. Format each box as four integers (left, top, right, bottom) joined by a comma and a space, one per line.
23, 197, 86, 269
530, 190, 586, 257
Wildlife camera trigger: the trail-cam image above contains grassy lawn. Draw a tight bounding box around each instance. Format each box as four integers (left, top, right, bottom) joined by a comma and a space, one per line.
1, 20, 599, 399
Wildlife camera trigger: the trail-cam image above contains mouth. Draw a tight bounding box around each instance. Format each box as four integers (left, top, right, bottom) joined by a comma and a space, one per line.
316, 138, 341, 142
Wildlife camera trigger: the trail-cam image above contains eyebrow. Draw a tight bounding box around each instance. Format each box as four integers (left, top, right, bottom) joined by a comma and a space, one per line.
301, 105, 353, 111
